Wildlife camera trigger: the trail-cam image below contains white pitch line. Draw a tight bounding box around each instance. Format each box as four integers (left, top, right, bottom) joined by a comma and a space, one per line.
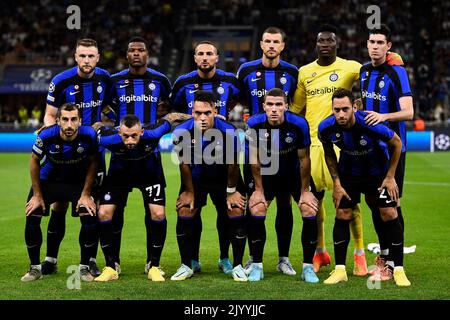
405, 181, 450, 187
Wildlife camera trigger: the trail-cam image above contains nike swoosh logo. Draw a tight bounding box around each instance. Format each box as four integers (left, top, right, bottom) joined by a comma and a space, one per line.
47, 230, 58, 234
251, 78, 261, 82
189, 90, 197, 94
386, 200, 394, 203
154, 198, 164, 201
236, 235, 246, 239
392, 242, 403, 246
69, 91, 79, 95
49, 151, 59, 154
251, 239, 262, 244
84, 243, 95, 248
361, 78, 367, 81
334, 240, 346, 245
153, 245, 163, 248
177, 233, 186, 237
119, 84, 129, 88
101, 244, 110, 249
26, 245, 38, 249
306, 80, 314, 84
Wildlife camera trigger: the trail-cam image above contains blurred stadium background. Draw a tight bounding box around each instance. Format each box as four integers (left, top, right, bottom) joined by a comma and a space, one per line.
0, 0, 448, 153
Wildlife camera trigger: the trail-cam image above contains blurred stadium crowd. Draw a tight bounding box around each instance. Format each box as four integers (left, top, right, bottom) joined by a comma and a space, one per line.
0, 0, 448, 126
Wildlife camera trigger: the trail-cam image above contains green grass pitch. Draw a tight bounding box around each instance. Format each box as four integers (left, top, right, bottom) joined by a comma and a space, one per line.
0, 152, 449, 300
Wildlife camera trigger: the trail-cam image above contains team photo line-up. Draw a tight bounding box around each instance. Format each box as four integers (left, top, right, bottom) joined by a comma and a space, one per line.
22, 23, 413, 287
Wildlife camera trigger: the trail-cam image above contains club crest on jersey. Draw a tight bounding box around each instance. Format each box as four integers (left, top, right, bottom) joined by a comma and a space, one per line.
217, 86, 225, 95
149, 83, 156, 91
77, 146, 85, 153
329, 73, 338, 82
312, 72, 317, 77
285, 136, 293, 143
104, 193, 111, 201
97, 85, 103, 93
360, 138, 367, 146
379, 80, 385, 89
280, 77, 287, 85
145, 145, 151, 152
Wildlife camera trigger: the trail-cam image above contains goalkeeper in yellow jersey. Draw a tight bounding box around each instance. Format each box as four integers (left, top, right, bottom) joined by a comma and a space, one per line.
291, 24, 368, 276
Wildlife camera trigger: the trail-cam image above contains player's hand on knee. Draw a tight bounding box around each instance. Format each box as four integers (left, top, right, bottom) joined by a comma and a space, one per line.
379, 177, 399, 202
26, 195, 45, 216
249, 190, 267, 209
76, 195, 96, 216
176, 191, 194, 211
298, 190, 318, 212
332, 185, 351, 209
227, 191, 246, 210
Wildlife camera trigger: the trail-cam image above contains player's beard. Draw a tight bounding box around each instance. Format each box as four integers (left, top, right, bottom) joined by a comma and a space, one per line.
263, 50, 279, 60
63, 127, 77, 138
79, 65, 94, 75
197, 65, 214, 74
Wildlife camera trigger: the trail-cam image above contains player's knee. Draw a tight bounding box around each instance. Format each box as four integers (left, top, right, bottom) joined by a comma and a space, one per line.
227, 207, 244, 218
51, 202, 69, 212
250, 204, 266, 216
98, 206, 114, 221
336, 208, 352, 220
150, 210, 166, 221
300, 203, 317, 218
177, 207, 194, 219
379, 207, 398, 221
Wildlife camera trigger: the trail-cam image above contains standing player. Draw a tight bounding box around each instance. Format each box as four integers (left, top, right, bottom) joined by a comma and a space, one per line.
237, 27, 299, 276
93, 113, 187, 282
41, 38, 111, 277
360, 25, 414, 280
170, 91, 248, 282
319, 88, 410, 286
244, 88, 320, 282
22, 103, 98, 282
170, 41, 241, 274
291, 25, 368, 275
107, 36, 172, 273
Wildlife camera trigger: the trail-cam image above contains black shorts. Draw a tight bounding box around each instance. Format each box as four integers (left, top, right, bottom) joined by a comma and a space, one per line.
395, 152, 406, 197
338, 176, 397, 209
26, 181, 84, 217
244, 164, 320, 202
100, 181, 166, 207
179, 176, 246, 210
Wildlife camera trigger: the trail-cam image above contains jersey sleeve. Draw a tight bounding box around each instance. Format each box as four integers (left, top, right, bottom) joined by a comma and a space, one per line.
160, 75, 172, 101
318, 120, 331, 144
169, 78, 187, 113
142, 120, 171, 139
366, 122, 395, 142
348, 60, 362, 82
32, 134, 46, 159
296, 118, 311, 149
291, 69, 306, 114
392, 66, 412, 97
46, 77, 64, 107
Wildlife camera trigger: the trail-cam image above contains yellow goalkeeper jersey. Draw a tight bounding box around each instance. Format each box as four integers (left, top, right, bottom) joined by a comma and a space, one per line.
291, 57, 361, 145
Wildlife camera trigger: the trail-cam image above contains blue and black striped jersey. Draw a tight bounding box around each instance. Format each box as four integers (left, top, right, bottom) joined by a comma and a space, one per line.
172, 117, 239, 185
360, 62, 412, 152
245, 111, 310, 177
170, 69, 240, 117
46, 66, 110, 126
32, 125, 98, 184
318, 110, 395, 178
108, 68, 171, 126
237, 59, 298, 115
98, 120, 170, 186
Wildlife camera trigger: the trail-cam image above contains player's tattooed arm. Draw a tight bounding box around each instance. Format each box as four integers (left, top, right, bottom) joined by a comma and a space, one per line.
26, 154, 45, 216
163, 112, 192, 126
323, 142, 350, 208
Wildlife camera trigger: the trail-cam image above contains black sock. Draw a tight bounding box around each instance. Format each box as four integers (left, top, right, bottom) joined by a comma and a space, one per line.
397, 206, 405, 232
79, 215, 98, 265
385, 217, 404, 267
333, 218, 351, 266
275, 204, 293, 258
301, 217, 318, 264
25, 216, 42, 265
99, 220, 115, 268
145, 214, 153, 264
229, 215, 247, 267
112, 205, 124, 264
371, 206, 389, 261
150, 218, 167, 267
249, 215, 266, 263
245, 206, 254, 258
46, 210, 66, 259
176, 216, 193, 267
216, 206, 231, 260
191, 208, 202, 262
